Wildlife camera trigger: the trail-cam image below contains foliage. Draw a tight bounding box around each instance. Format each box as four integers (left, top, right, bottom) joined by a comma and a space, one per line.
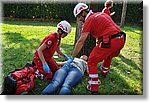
3, 3, 76, 22
1, 20, 142, 95
3, 2, 142, 23
125, 3, 143, 23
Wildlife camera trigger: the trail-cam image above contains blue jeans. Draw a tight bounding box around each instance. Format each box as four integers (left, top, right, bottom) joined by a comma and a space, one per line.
41, 65, 82, 95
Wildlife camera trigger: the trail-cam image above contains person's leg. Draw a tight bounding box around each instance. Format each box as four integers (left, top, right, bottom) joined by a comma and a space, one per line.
100, 37, 125, 76
100, 56, 113, 76
33, 57, 53, 80
87, 45, 104, 92
45, 59, 59, 80
87, 37, 125, 93
47, 59, 59, 73
41, 67, 68, 95
59, 68, 82, 95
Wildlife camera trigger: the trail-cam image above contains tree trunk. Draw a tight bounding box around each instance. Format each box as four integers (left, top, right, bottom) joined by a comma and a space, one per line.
89, 3, 99, 12
120, 0, 127, 27
74, 18, 96, 57
74, 3, 100, 57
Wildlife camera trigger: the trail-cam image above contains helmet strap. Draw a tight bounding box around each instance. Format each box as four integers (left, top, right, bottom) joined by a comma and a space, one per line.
80, 10, 89, 22
82, 15, 86, 21
56, 30, 60, 38
56, 32, 61, 46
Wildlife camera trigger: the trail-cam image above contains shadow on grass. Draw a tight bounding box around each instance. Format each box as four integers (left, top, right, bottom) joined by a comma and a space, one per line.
2, 32, 41, 74
2, 20, 77, 28
123, 25, 143, 35
106, 56, 142, 95
72, 51, 142, 95
3, 20, 58, 27
2, 32, 74, 72
118, 54, 143, 73
72, 55, 142, 95
2, 32, 142, 95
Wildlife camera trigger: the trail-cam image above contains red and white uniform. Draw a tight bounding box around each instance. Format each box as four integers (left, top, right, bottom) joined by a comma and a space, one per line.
81, 12, 125, 92
33, 32, 60, 80
102, 7, 111, 16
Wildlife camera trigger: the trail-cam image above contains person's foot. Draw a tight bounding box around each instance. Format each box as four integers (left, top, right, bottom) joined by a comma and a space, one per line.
86, 79, 101, 94
100, 68, 108, 77
100, 65, 109, 77
86, 85, 99, 95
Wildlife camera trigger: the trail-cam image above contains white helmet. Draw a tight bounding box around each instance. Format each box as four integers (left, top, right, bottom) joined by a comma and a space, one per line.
73, 3, 88, 17
57, 20, 72, 34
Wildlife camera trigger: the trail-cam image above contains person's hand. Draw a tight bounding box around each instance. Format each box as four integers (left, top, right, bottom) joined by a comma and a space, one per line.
42, 62, 50, 74
64, 55, 70, 60
64, 57, 73, 66
63, 57, 74, 70
111, 12, 115, 16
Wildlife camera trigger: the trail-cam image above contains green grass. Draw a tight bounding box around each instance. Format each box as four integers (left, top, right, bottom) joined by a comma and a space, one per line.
1, 20, 142, 95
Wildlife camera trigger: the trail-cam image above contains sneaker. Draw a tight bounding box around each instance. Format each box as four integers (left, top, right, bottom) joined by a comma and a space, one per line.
86, 79, 101, 93
100, 65, 109, 77
100, 68, 108, 77
86, 84, 99, 94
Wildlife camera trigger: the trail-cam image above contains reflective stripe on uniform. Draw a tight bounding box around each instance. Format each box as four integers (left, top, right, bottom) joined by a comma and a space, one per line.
88, 79, 101, 85
102, 70, 108, 73
101, 65, 109, 70
89, 74, 98, 78
88, 80, 99, 84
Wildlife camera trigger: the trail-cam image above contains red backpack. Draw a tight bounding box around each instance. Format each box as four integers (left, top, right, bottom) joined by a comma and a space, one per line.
1, 63, 36, 95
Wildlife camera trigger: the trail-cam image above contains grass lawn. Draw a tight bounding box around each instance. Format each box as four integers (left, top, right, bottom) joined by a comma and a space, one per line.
0, 20, 143, 95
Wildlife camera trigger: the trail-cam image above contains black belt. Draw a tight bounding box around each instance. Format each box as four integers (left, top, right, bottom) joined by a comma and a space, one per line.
111, 32, 126, 39
97, 32, 126, 44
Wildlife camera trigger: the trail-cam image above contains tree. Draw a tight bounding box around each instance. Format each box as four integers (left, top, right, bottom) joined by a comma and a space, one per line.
74, 3, 97, 57
120, 0, 127, 27
74, 18, 96, 57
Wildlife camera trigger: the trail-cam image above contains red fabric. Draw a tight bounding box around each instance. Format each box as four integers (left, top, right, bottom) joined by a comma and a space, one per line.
102, 55, 113, 68
88, 77, 99, 92
15, 74, 35, 95
34, 33, 60, 61
81, 11, 125, 92
102, 7, 111, 16
11, 67, 29, 80
88, 37, 125, 75
33, 58, 59, 80
33, 32, 60, 80
10, 66, 36, 94
81, 12, 121, 38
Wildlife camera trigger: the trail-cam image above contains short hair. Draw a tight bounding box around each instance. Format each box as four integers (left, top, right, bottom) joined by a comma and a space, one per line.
80, 55, 88, 61
104, 0, 113, 8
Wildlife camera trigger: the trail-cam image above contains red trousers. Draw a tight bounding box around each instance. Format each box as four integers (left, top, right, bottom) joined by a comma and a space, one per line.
88, 36, 125, 75
33, 57, 59, 80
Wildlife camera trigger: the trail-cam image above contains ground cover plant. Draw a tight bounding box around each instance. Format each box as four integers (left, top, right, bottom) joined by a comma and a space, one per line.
1, 20, 142, 95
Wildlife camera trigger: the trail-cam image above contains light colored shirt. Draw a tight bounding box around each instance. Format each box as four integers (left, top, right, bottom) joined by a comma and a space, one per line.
71, 58, 88, 75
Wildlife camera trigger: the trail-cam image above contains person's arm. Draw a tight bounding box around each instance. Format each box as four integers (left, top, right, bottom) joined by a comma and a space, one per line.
72, 32, 89, 58
56, 61, 67, 66
37, 43, 47, 63
110, 11, 115, 16
56, 46, 70, 60
38, 43, 50, 73
56, 46, 65, 57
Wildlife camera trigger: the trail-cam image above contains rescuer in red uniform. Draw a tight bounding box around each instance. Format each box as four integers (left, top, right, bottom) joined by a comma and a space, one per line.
33, 20, 72, 80
70, 3, 126, 93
